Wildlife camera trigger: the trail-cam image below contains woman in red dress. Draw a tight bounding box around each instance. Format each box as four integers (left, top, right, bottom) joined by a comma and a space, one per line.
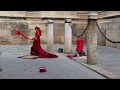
16, 26, 58, 58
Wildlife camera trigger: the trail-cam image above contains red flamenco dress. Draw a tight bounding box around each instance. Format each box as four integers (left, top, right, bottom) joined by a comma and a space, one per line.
16, 29, 58, 58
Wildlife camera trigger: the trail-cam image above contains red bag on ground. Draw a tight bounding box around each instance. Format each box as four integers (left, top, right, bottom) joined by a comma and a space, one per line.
39, 67, 46, 72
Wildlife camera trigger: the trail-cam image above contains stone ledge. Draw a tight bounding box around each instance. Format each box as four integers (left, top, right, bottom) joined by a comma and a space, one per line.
76, 61, 120, 79
56, 52, 120, 79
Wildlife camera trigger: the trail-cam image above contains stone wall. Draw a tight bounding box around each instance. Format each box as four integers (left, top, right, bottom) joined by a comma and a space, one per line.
0, 19, 30, 45
3, 11, 120, 48
66, 21, 106, 46
0, 11, 106, 45
0, 18, 106, 45
102, 18, 120, 48
96, 21, 106, 46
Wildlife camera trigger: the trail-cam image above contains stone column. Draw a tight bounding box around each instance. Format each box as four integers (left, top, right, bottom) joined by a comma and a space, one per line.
64, 19, 72, 54
87, 11, 98, 65
47, 19, 54, 52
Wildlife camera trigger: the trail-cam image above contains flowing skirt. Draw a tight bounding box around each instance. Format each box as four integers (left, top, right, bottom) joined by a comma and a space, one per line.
31, 38, 58, 58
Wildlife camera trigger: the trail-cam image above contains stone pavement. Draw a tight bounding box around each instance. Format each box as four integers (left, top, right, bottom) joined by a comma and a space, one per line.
0, 44, 120, 79
0, 54, 106, 79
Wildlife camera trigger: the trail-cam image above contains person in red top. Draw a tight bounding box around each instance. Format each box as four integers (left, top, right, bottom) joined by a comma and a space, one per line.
76, 36, 85, 56
16, 26, 58, 58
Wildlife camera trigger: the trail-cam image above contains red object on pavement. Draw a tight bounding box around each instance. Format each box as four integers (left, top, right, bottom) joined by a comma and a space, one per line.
39, 67, 46, 72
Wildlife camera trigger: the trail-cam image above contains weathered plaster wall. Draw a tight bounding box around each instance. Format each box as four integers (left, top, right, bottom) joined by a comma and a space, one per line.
0, 11, 106, 45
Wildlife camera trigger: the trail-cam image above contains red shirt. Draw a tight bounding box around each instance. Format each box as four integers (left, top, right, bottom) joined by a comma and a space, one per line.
76, 39, 84, 52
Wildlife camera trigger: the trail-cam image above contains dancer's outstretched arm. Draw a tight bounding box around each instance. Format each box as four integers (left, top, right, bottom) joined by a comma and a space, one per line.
16, 29, 33, 40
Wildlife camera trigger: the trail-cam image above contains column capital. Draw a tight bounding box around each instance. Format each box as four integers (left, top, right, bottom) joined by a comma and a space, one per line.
88, 11, 98, 20
65, 19, 72, 23
47, 19, 53, 24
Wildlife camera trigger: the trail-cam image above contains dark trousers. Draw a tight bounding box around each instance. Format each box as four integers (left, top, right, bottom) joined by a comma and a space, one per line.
78, 52, 82, 55
76, 51, 85, 56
